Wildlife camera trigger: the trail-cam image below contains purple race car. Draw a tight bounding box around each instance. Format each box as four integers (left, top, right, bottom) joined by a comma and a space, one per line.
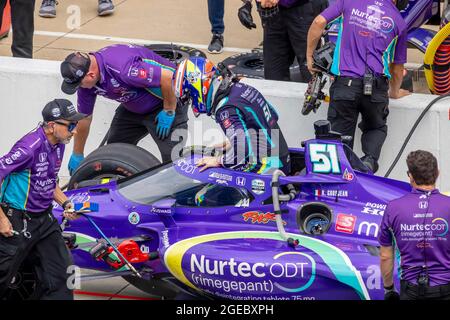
26, 120, 411, 301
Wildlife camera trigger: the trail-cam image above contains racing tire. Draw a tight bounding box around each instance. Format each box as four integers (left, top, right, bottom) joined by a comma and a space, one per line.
144, 44, 206, 65
68, 143, 161, 190
220, 50, 303, 82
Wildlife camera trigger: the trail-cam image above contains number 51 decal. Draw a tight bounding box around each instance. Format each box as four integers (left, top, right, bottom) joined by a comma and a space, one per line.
309, 143, 341, 174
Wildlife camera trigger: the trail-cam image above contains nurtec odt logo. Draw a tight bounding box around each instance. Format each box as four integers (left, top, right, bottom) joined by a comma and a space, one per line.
188, 252, 316, 294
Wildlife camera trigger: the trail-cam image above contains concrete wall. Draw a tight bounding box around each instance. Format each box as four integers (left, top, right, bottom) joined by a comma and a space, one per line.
0, 56, 449, 189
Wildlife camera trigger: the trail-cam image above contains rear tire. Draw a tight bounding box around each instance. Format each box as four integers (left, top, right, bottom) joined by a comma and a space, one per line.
144, 44, 206, 64
68, 143, 161, 190
220, 49, 302, 81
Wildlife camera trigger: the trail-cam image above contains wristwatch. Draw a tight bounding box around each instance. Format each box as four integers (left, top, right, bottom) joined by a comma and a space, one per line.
62, 200, 72, 210
165, 110, 175, 116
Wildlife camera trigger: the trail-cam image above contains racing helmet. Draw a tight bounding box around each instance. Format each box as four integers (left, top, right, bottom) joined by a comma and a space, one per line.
174, 57, 219, 117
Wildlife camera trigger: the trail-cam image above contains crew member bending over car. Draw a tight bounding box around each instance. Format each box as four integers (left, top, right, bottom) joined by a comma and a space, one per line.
174, 57, 290, 174
379, 150, 450, 300
0, 99, 85, 300
60, 44, 189, 174
306, 0, 410, 173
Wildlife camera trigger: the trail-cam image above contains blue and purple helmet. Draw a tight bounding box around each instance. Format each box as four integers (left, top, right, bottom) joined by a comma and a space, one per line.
174, 57, 218, 117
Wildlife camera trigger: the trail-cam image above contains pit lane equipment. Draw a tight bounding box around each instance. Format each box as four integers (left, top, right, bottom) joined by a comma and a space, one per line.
302, 41, 335, 115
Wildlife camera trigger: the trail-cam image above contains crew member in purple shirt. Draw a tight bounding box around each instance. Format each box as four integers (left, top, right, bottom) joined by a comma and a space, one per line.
238, 0, 329, 82
379, 150, 450, 300
0, 99, 85, 300
60, 44, 189, 174
307, 0, 410, 173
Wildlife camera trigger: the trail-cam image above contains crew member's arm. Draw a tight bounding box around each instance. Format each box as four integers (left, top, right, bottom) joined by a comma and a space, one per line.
160, 68, 177, 112
53, 184, 78, 220
0, 145, 33, 237
389, 27, 410, 99
307, 15, 327, 74
389, 63, 410, 99
122, 57, 177, 139
69, 88, 97, 175
73, 115, 93, 155
122, 57, 176, 112
306, 0, 343, 74
380, 246, 395, 287
378, 203, 396, 289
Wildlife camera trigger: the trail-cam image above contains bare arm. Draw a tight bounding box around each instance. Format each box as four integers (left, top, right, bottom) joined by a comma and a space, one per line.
389, 63, 410, 99
380, 246, 395, 287
53, 184, 70, 207
0, 207, 13, 237
73, 115, 93, 155
160, 69, 177, 112
307, 15, 328, 74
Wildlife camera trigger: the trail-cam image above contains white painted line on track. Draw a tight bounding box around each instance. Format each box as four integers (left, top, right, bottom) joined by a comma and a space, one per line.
34, 30, 253, 54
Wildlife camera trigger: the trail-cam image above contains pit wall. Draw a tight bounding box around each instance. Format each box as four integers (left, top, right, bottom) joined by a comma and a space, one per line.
0, 56, 448, 190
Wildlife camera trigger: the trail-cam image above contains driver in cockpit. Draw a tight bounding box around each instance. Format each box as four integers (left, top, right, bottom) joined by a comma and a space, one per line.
173, 57, 290, 175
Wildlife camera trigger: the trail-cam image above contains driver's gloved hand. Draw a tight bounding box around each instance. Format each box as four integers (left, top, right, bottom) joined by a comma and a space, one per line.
238, 0, 257, 29
384, 285, 400, 300
68, 153, 84, 175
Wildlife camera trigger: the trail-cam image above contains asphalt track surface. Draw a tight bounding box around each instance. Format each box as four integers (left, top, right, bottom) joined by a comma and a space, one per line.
0, 0, 437, 300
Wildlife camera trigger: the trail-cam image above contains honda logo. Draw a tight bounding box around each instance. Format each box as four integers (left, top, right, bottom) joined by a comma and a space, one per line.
419, 201, 428, 209
236, 177, 246, 186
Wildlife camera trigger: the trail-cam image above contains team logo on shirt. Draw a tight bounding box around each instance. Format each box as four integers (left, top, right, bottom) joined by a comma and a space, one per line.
38, 152, 47, 163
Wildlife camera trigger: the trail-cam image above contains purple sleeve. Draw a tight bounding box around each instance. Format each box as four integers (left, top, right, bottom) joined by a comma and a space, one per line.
393, 28, 407, 64
378, 203, 394, 247
77, 88, 97, 115
217, 107, 249, 170
320, 0, 344, 23
0, 145, 33, 182
120, 57, 162, 88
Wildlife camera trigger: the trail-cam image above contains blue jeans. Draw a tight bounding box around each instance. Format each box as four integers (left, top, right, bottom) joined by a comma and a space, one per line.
207, 0, 224, 35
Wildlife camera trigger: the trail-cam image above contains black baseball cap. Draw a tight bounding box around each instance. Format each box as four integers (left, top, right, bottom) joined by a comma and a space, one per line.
60, 52, 91, 95
42, 99, 86, 122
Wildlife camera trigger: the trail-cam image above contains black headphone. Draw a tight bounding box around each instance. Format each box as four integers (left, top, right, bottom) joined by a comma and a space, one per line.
396, 0, 409, 11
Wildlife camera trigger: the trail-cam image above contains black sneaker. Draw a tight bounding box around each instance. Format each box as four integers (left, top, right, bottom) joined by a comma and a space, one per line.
208, 33, 224, 54
39, 0, 57, 18
360, 155, 379, 174
98, 0, 115, 16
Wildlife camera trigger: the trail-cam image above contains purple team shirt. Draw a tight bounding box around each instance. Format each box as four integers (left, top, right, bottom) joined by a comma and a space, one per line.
379, 189, 450, 286
0, 127, 65, 213
77, 44, 176, 115
321, 0, 407, 78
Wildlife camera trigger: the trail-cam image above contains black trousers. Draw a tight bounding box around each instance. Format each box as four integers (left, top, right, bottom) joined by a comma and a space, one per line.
400, 280, 450, 300
0, 206, 73, 300
0, 0, 36, 58
327, 76, 390, 163
107, 101, 189, 163
263, 0, 328, 82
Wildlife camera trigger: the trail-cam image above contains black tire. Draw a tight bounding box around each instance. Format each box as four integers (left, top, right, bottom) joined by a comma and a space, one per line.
221, 50, 302, 82
68, 143, 161, 190
144, 44, 206, 64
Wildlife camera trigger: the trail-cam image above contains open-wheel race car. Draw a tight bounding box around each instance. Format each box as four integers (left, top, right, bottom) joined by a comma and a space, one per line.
7, 121, 412, 300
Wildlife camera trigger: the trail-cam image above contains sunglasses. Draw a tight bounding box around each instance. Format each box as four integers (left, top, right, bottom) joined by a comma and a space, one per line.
54, 121, 77, 132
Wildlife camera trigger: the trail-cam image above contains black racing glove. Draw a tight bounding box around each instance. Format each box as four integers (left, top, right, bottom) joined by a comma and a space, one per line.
238, 0, 257, 30
384, 284, 400, 300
